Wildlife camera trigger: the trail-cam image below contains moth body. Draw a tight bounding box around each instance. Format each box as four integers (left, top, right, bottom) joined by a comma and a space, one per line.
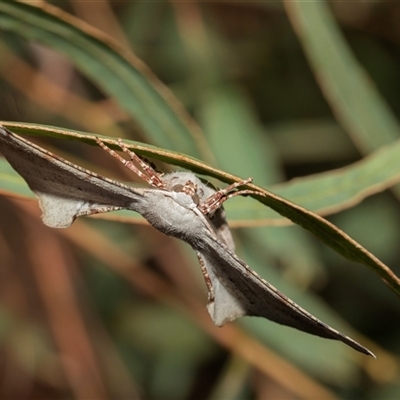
0, 126, 375, 357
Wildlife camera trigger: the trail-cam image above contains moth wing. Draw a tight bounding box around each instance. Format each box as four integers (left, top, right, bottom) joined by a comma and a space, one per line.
208, 207, 236, 251
0, 127, 145, 228
199, 230, 374, 357
196, 205, 248, 324
197, 251, 247, 325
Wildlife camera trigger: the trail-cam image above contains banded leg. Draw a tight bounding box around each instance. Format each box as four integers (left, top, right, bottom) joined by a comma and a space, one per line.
196, 252, 215, 303
77, 206, 125, 218
199, 178, 264, 215
96, 137, 166, 189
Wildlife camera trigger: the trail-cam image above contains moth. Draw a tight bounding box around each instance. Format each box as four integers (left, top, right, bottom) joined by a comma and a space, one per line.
0, 126, 374, 357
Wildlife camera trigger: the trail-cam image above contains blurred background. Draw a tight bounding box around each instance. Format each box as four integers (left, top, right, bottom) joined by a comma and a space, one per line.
0, 1, 400, 399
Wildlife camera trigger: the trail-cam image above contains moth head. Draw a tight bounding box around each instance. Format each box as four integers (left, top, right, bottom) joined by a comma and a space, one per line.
163, 172, 212, 206
172, 181, 200, 205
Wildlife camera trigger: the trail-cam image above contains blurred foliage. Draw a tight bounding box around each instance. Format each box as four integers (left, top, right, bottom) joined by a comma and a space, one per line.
0, 1, 400, 399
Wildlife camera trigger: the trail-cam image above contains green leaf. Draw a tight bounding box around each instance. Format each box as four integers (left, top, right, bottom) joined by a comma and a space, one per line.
200, 86, 282, 187
283, 0, 400, 200
0, 0, 210, 159
270, 140, 400, 220
284, 0, 400, 151
1, 123, 399, 298
6, 122, 400, 225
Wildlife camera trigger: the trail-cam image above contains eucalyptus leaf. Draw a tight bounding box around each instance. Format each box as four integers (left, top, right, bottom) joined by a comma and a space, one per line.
1, 124, 399, 299
0, 0, 210, 159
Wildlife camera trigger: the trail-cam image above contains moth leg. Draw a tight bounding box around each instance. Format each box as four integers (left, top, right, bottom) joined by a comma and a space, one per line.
196, 252, 215, 303
199, 178, 264, 215
116, 139, 166, 188
95, 138, 166, 189
76, 206, 125, 218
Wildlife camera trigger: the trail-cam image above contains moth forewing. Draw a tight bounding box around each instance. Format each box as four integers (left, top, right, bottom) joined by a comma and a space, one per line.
0, 126, 146, 227
198, 227, 374, 357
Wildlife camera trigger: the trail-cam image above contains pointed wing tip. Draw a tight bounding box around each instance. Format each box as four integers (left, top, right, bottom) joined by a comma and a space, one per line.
347, 339, 376, 358
364, 348, 377, 359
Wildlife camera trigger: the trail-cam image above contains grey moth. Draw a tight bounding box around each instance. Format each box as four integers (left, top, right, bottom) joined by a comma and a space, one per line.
0, 126, 374, 357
